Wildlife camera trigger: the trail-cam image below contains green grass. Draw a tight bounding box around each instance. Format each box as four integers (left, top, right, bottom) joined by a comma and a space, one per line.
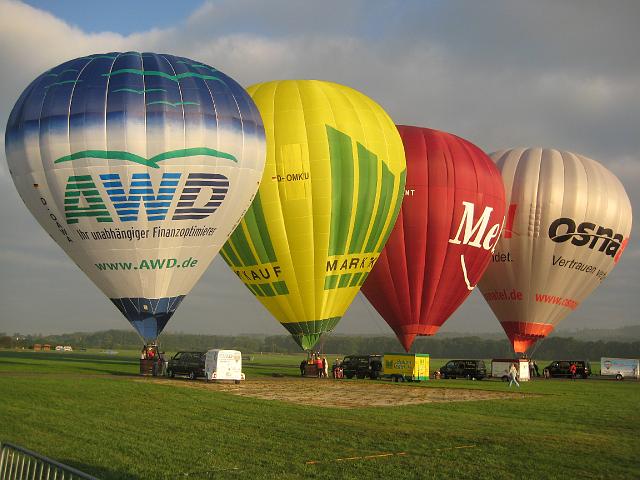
0, 350, 638, 479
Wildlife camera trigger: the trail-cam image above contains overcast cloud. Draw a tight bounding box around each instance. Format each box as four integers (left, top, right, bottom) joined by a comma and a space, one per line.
0, 0, 638, 338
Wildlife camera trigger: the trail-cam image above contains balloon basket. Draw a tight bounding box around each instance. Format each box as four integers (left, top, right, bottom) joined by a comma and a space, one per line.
139, 359, 155, 376
139, 358, 167, 376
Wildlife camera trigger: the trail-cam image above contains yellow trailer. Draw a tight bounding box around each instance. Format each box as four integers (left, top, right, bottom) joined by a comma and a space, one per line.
383, 353, 430, 381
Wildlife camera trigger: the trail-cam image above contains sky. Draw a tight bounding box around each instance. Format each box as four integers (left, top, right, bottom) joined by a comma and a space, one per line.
0, 0, 638, 340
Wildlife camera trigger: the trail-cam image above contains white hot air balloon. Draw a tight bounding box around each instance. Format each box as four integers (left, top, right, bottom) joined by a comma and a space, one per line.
5, 52, 265, 343
478, 148, 632, 353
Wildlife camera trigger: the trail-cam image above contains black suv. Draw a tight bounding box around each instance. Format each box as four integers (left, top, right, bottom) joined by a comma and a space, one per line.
439, 359, 487, 380
342, 355, 383, 379
544, 360, 591, 379
167, 351, 205, 380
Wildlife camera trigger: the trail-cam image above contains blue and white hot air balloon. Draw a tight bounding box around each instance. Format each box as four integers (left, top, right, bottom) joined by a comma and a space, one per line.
5, 52, 266, 343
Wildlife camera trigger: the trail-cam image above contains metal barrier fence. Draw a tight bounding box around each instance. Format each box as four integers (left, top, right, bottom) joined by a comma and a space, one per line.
0, 442, 99, 480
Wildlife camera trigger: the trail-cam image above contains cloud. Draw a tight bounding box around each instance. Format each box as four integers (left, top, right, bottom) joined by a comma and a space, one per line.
0, 0, 638, 337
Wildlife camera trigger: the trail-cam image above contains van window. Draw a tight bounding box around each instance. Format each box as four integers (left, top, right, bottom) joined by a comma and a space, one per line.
446, 361, 455, 368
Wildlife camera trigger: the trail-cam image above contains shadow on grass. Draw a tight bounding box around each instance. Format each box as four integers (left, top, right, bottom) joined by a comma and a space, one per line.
0, 351, 137, 366
0, 351, 140, 376
59, 459, 138, 480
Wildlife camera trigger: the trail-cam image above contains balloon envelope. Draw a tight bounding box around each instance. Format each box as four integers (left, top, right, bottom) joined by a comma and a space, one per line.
478, 148, 632, 353
5, 52, 265, 342
220, 80, 406, 350
361, 126, 506, 351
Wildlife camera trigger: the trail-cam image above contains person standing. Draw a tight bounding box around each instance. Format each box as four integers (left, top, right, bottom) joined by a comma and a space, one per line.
533, 360, 540, 377
322, 356, 329, 378
300, 359, 307, 377
508, 363, 520, 388
569, 363, 577, 380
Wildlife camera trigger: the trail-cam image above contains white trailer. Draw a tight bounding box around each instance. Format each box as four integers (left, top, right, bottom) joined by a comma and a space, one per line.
600, 357, 639, 380
491, 358, 531, 382
205, 349, 245, 383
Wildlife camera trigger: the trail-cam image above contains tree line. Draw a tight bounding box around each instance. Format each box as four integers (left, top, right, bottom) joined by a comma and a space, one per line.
1, 330, 638, 360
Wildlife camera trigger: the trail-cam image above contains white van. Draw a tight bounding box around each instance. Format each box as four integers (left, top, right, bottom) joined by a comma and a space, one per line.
205, 349, 245, 383
600, 357, 639, 380
491, 358, 530, 382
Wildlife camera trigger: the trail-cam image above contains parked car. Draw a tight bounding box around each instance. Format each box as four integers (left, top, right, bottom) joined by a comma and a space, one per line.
439, 359, 487, 380
544, 360, 591, 379
341, 355, 383, 379
167, 351, 206, 380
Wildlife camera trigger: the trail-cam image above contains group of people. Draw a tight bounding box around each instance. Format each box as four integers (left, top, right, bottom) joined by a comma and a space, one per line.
299, 353, 329, 378
140, 344, 165, 376
529, 360, 540, 378
300, 354, 344, 378
140, 344, 158, 360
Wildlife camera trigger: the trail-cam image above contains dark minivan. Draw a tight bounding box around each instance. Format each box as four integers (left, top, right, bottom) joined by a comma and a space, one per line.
544, 360, 591, 379
342, 355, 383, 379
167, 351, 206, 380
439, 359, 487, 380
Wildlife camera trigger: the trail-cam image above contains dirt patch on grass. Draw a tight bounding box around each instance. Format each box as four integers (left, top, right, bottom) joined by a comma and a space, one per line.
146, 377, 525, 408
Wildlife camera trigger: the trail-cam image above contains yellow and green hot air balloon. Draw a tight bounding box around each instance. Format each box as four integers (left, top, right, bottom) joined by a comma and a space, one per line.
220, 80, 406, 350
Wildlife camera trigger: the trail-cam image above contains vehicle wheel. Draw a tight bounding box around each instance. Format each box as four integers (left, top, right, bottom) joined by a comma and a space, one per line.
582, 374, 588, 379
616, 374, 623, 381
502, 375, 509, 382
188, 371, 196, 380
167, 369, 174, 378
346, 374, 354, 379
235, 380, 240, 385
357, 374, 366, 379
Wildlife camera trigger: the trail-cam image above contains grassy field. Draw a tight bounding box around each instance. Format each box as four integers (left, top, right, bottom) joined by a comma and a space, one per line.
0, 350, 638, 479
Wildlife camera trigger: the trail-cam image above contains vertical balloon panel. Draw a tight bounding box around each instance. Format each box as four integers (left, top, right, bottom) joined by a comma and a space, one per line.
478, 148, 632, 353
5, 52, 266, 342
220, 80, 406, 350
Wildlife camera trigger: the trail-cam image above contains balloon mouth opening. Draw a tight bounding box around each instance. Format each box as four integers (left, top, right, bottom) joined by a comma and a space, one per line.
510, 336, 540, 354
500, 322, 554, 354
395, 325, 441, 352
281, 317, 342, 351
111, 295, 186, 342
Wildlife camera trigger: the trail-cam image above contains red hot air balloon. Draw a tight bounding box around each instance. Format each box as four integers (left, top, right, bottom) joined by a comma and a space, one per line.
361, 126, 506, 351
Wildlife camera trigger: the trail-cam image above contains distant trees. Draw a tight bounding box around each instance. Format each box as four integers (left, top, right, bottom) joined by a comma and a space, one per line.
5, 330, 639, 360
533, 337, 640, 359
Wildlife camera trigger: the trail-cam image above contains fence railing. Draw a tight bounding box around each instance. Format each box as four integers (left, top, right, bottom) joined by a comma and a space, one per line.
0, 442, 99, 480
